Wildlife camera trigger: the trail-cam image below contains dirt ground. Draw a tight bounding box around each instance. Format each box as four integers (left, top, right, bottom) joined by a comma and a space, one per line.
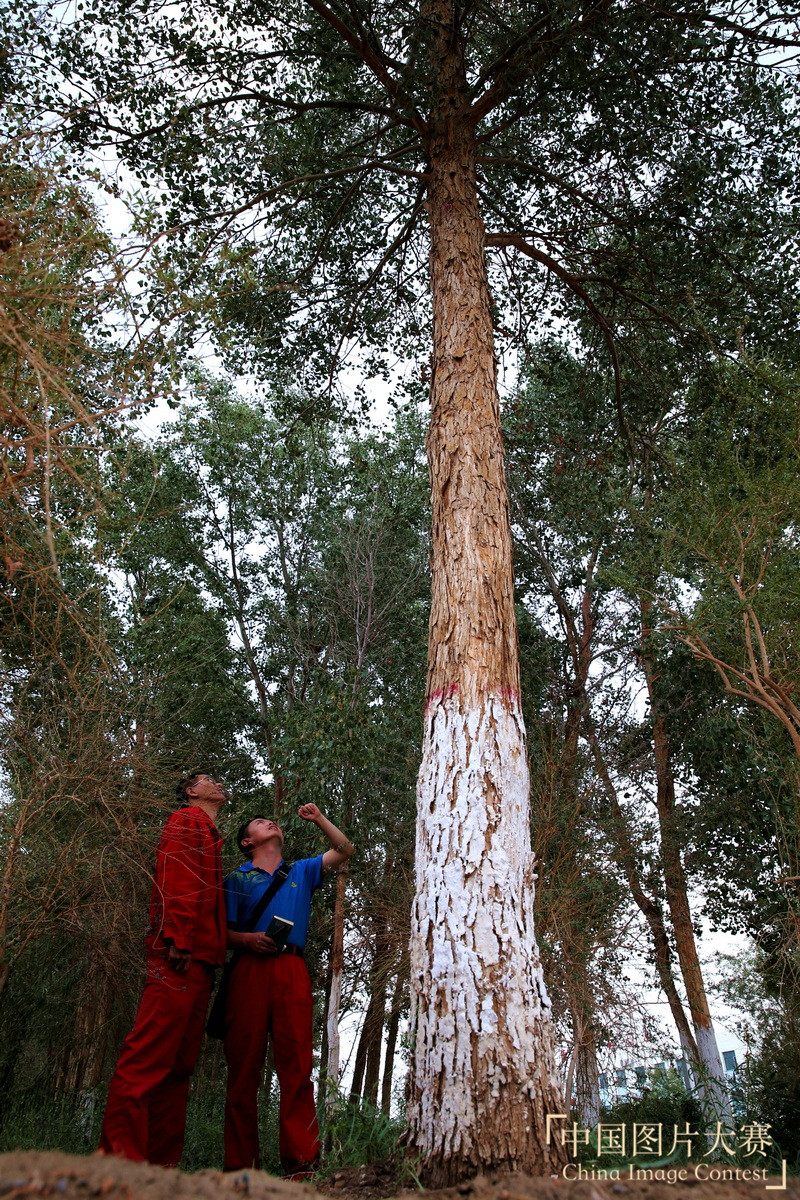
0, 1152, 796, 1200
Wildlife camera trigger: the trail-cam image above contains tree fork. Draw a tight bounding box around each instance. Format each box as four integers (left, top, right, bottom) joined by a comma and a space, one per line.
408, 8, 566, 1181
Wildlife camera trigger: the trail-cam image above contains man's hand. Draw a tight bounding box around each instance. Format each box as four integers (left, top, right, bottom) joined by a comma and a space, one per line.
298, 803, 323, 823
304, 807, 354, 871
167, 943, 192, 974
248, 932, 278, 955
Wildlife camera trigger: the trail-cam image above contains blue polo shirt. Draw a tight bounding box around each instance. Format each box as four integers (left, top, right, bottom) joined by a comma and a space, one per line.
224, 856, 324, 949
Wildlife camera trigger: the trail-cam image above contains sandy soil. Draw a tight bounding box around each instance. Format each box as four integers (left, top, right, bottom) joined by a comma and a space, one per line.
0, 1152, 795, 1200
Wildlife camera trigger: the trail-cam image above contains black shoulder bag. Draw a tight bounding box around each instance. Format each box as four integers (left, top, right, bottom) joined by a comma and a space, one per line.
206, 861, 292, 1040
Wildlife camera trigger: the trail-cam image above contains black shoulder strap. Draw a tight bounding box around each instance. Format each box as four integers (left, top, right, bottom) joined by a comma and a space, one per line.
243, 861, 292, 933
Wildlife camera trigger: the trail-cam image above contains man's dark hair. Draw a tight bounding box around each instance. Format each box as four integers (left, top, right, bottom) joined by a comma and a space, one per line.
176, 772, 211, 807
237, 816, 268, 860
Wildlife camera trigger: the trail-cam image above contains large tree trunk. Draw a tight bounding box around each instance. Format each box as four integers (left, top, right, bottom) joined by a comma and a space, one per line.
408, 12, 566, 1182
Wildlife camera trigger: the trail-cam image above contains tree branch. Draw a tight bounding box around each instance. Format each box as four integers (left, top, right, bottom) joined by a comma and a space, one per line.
302, 0, 429, 137
469, 0, 612, 123
485, 230, 635, 464
92, 93, 405, 146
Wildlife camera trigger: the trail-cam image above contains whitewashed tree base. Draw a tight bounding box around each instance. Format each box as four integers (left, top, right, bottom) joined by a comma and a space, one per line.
409, 692, 566, 1181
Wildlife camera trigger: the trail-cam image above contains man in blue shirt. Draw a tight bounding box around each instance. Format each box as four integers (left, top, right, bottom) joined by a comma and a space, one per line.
223, 802, 353, 1177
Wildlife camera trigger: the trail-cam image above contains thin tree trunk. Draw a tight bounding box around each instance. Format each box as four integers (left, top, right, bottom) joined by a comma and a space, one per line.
563, 1038, 579, 1116
361, 1006, 385, 1106
548, 666, 600, 1130
227, 503, 290, 817
350, 986, 384, 1102
529, 551, 702, 1077
380, 971, 406, 1115
573, 1013, 601, 1129
362, 886, 392, 1107
640, 619, 732, 1119
408, 8, 565, 1180
583, 716, 700, 1062
350, 918, 389, 1103
319, 960, 331, 1102
362, 982, 387, 1107
57, 952, 117, 1093
0, 789, 35, 1002
350, 1014, 367, 1101
651, 711, 730, 1113
325, 864, 347, 1091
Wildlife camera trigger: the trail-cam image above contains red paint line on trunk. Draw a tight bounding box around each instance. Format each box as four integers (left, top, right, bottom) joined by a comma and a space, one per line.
424, 683, 523, 714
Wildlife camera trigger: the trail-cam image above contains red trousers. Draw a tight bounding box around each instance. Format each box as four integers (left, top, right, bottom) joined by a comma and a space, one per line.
99, 957, 214, 1166
223, 953, 320, 1173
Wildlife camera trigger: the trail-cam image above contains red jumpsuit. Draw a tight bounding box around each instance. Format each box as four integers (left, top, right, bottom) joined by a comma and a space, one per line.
222, 857, 322, 1175
99, 806, 226, 1166
223, 953, 320, 1174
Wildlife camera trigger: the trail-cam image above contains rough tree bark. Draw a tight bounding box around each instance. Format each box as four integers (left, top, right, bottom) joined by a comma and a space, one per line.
408, 4, 566, 1181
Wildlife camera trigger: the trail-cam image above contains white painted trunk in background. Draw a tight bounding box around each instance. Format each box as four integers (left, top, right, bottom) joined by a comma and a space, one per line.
695, 1021, 733, 1123
326, 969, 342, 1087
574, 1028, 601, 1129
409, 693, 563, 1172
578, 1063, 601, 1130
678, 1027, 700, 1089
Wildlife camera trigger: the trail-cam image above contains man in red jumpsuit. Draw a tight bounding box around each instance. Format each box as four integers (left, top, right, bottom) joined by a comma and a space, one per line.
99, 773, 227, 1166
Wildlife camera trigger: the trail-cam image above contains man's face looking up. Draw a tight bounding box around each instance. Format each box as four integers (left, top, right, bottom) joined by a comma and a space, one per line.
187, 774, 227, 804
244, 817, 284, 853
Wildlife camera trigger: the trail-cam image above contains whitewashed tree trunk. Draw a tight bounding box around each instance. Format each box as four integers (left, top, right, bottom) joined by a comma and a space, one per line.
694, 1021, 733, 1122
409, 696, 565, 1181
